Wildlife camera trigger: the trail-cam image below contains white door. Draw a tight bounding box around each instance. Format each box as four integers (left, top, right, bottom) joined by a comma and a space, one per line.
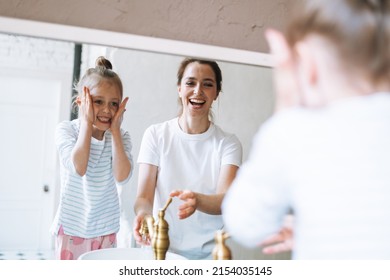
0, 75, 61, 251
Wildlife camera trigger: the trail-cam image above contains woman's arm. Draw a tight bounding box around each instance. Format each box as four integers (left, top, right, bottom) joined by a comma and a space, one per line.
170, 164, 239, 219
133, 163, 158, 244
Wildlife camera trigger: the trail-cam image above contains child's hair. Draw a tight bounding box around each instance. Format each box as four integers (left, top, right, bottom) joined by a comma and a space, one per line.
72, 56, 123, 114
285, 0, 390, 85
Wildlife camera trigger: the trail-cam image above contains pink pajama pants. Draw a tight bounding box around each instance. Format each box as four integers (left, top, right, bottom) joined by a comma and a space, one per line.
55, 225, 117, 260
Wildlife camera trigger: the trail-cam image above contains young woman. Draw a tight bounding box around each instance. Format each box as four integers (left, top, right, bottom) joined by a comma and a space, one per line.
133, 58, 242, 260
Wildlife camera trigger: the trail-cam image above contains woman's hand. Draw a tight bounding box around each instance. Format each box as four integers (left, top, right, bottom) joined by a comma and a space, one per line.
170, 189, 198, 219
133, 213, 150, 246
111, 97, 129, 133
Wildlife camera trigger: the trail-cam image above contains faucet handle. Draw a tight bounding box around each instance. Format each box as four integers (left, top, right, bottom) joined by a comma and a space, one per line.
162, 197, 172, 212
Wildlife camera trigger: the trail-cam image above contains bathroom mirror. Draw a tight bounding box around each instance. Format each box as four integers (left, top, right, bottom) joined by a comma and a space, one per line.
0, 16, 282, 260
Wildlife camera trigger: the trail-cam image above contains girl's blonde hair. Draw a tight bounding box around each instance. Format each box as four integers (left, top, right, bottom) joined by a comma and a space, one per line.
286, 0, 390, 85
72, 56, 123, 114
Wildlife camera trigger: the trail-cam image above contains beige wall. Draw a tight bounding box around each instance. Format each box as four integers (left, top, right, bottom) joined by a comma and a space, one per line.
0, 0, 294, 53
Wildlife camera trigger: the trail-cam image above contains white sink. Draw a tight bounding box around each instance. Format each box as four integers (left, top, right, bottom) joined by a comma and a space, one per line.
78, 248, 187, 260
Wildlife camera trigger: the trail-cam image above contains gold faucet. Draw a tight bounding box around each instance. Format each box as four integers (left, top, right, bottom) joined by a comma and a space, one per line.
139, 197, 172, 260
212, 230, 232, 260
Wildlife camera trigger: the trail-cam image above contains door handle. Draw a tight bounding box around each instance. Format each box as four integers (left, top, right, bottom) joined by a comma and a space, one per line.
43, 185, 49, 193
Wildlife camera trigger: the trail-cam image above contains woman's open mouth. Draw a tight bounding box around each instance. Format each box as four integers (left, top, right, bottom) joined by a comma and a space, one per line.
189, 98, 206, 107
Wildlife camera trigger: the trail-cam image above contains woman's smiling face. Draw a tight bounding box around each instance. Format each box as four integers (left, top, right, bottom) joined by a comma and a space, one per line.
178, 62, 218, 118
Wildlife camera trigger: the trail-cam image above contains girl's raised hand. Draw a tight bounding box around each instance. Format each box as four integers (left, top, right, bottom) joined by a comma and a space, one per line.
111, 97, 129, 133
77, 86, 94, 126
265, 29, 301, 113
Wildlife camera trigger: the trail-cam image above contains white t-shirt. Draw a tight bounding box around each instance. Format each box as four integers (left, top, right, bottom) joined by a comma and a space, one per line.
223, 92, 390, 259
138, 118, 242, 259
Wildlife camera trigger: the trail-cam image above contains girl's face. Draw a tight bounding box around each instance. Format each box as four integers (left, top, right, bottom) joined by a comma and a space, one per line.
178, 62, 218, 119
89, 80, 121, 135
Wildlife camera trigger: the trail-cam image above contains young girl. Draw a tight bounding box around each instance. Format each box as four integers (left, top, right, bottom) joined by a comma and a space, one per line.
51, 56, 133, 260
223, 0, 390, 259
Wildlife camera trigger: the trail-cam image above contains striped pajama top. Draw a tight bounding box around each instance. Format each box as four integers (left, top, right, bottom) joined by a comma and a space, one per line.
50, 119, 133, 238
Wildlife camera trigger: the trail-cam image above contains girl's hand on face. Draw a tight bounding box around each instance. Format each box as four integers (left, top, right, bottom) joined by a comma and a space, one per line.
170, 189, 197, 219
77, 87, 94, 126
265, 29, 302, 113
111, 97, 129, 133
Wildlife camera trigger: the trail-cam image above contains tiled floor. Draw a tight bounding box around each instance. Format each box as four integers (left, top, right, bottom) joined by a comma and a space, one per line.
0, 250, 55, 260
